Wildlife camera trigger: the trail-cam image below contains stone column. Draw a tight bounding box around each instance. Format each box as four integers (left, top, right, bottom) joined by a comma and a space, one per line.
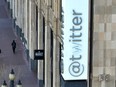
12, 0, 14, 18
37, 0, 44, 86
14, 0, 17, 20
37, 16, 44, 87
25, 0, 29, 50
28, 0, 32, 58
21, 0, 24, 34
24, 0, 27, 42
45, 25, 51, 87
53, 35, 60, 87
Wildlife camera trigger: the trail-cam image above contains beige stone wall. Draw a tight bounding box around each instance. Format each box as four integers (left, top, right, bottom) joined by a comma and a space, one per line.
93, 0, 116, 87
39, 0, 61, 87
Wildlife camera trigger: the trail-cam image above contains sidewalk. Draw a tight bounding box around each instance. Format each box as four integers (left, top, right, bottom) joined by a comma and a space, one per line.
0, 0, 39, 87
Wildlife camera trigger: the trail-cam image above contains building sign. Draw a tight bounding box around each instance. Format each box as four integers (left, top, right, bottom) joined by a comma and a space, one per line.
34, 50, 44, 60
61, 0, 89, 80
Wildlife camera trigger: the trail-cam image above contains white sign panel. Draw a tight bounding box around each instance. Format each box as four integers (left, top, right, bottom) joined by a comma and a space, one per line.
61, 0, 89, 80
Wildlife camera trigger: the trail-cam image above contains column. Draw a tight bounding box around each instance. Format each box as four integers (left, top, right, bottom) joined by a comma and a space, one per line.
37, 0, 44, 85
12, 0, 15, 19
45, 25, 51, 87
24, 0, 27, 42
29, 0, 32, 58
37, 13, 44, 87
53, 34, 60, 87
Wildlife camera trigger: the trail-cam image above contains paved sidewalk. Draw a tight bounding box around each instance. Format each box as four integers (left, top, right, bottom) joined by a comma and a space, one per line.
0, 0, 39, 87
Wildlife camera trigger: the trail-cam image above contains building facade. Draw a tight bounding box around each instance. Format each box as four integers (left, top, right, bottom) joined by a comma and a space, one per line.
6, 0, 62, 87
92, 0, 116, 87
6, 0, 116, 87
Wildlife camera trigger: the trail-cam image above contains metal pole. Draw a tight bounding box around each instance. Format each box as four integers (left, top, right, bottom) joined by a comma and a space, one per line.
10, 80, 14, 87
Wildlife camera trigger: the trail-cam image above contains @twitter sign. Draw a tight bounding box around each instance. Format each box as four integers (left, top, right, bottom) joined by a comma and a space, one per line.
61, 0, 89, 80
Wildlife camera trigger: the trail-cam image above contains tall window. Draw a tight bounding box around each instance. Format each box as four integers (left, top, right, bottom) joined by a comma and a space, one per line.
50, 29, 53, 87
51, 0, 53, 8
43, 17, 45, 49
43, 16, 45, 85
36, 5, 38, 48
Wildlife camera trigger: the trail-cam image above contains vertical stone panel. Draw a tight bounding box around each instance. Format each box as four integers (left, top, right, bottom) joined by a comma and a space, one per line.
93, 0, 116, 86
45, 26, 51, 87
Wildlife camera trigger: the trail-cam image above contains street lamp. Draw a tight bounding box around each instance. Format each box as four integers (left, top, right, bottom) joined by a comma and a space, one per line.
1, 69, 23, 87
16, 80, 22, 87
1, 80, 7, 87
9, 69, 15, 87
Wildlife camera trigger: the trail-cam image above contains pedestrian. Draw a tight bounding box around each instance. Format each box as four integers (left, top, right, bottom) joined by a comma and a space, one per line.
11, 40, 16, 54
0, 49, 1, 53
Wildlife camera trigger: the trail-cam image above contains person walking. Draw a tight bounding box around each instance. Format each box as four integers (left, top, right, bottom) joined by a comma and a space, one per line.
11, 40, 16, 54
